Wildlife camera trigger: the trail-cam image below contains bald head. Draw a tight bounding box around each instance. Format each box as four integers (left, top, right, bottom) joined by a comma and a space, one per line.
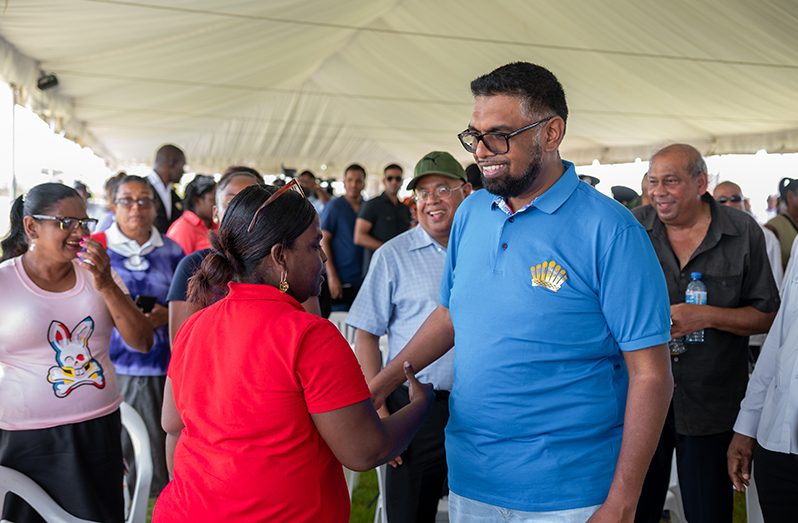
650, 144, 707, 179
153, 144, 186, 184
713, 181, 746, 211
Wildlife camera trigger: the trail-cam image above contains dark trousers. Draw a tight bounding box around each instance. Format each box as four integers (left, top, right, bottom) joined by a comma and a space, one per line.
0, 410, 124, 523
753, 443, 798, 522
385, 386, 449, 523
636, 406, 733, 523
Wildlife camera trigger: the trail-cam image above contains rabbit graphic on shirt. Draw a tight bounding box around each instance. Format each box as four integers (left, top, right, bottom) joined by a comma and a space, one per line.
47, 317, 106, 398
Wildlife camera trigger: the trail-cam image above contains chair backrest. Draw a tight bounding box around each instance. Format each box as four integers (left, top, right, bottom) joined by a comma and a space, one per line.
0, 465, 98, 523
373, 464, 388, 523
328, 312, 356, 345
120, 402, 152, 523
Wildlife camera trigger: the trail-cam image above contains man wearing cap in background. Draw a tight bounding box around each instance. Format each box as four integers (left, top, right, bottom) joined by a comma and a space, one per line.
612, 185, 641, 210
348, 151, 471, 522
579, 174, 600, 187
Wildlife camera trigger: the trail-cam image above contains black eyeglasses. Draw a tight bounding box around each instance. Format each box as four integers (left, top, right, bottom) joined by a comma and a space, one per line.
716, 195, 743, 204
385, 176, 403, 182
32, 215, 98, 232
114, 197, 155, 208
457, 116, 554, 154
247, 179, 306, 233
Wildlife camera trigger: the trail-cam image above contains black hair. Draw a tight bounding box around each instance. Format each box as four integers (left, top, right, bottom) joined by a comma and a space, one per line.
344, 163, 367, 177
112, 175, 152, 200
470, 62, 568, 126
221, 165, 264, 183
188, 184, 316, 307
465, 163, 483, 189
383, 164, 403, 174
182, 175, 217, 212
298, 170, 315, 180
217, 171, 261, 195
779, 177, 798, 200
1, 183, 82, 262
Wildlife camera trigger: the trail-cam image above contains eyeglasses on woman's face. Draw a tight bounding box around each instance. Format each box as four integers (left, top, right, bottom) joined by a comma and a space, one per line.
31, 215, 98, 232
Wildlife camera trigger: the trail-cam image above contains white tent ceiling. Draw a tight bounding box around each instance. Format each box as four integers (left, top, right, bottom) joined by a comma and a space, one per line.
1, 0, 798, 176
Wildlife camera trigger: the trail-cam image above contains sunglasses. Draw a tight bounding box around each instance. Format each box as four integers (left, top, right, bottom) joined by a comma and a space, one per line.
716, 195, 743, 204
247, 179, 306, 233
385, 176, 403, 182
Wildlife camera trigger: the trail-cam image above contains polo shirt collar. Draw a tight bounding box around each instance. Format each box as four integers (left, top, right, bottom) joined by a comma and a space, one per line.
182, 210, 203, 227
226, 282, 303, 309
490, 160, 579, 215
641, 192, 739, 238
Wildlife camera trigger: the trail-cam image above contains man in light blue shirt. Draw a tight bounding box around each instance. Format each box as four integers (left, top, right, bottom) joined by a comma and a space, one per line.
348, 151, 471, 523
370, 62, 673, 522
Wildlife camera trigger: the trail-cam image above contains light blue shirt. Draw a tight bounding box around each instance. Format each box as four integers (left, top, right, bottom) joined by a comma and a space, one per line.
347, 226, 453, 390
441, 161, 670, 512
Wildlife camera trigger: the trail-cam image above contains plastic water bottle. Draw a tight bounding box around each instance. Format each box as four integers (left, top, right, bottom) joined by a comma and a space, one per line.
685, 272, 707, 344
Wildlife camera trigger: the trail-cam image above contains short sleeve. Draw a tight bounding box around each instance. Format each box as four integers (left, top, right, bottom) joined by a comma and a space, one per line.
741, 224, 781, 313
296, 320, 371, 414
440, 208, 463, 308
598, 224, 671, 351
346, 245, 394, 336
320, 200, 336, 234
358, 199, 378, 224
167, 250, 206, 302
111, 268, 130, 295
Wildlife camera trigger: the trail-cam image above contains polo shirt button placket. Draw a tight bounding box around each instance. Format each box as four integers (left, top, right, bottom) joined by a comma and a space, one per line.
502, 243, 508, 251
508, 217, 514, 223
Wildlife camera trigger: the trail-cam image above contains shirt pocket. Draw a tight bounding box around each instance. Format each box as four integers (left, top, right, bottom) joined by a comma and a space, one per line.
702, 271, 743, 308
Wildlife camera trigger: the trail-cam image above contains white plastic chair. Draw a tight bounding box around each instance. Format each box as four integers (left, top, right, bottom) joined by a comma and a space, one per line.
120, 402, 152, 523
663, 450, 687, 523
746, 462, 765, 523
328, 312, 357, 345
0, 465, 98, 523
344, 467, 359, 499
373, 464, 388, 523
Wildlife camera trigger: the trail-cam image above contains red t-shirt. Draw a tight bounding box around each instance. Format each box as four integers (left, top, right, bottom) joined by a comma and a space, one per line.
153, 283, 370, 522
165, 210, 216, 254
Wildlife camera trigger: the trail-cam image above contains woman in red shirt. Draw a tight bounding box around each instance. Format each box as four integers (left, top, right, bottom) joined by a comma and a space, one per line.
166, 175, 217, 254
154, 182, 433, 522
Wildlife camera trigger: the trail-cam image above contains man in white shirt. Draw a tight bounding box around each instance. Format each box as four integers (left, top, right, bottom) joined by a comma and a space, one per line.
148, 144, 186, 233
728, 236, 798, 520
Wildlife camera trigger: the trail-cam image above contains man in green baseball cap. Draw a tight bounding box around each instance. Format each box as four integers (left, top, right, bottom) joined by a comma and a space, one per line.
348, 150, 471, 522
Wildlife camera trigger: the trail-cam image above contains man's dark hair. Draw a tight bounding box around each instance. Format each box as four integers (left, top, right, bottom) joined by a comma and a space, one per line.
470, 62, 568, 125
222, 165, 263, 183
383, 164, 402, 175
465, 163, 483, 190
154, 144, 185, 167
344, 163, 367, 177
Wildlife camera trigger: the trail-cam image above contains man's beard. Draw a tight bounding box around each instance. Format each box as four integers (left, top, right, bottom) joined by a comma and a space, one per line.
482, 140, 543, 199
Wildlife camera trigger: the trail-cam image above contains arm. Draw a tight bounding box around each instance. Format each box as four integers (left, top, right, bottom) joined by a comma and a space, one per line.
321, 229, 342, 299
589, 344, 673, 522
354, 218, 383, 251
312, 362, 433, 471
355, 329, 390, 418
369, 305, 454, 409
670, 304, 776, 338
78, 238, 153, 352
169, 300, 200, 345
161, 377, 184, 477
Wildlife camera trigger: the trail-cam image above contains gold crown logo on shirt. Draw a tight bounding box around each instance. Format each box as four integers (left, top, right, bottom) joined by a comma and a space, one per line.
530, 260, 568, 292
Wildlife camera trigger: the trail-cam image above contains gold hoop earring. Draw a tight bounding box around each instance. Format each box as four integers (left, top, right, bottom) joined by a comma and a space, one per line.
279, 271, 289, 293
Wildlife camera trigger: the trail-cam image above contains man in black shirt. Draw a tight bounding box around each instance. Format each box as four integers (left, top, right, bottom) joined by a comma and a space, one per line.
633, 144, 780, 523
354, 163, 411, 271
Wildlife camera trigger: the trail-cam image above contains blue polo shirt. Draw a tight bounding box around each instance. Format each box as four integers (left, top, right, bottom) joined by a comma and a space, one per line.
320, 196, 364, 286
441, 161, 670, 511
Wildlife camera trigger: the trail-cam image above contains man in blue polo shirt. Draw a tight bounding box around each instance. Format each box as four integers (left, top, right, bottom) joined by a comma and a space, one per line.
370, 62, 673, 522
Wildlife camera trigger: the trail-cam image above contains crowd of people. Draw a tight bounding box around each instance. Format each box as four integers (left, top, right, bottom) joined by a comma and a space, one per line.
1, 61, 797, 523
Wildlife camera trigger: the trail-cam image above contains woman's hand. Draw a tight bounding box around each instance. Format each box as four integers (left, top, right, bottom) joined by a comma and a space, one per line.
146, 303, 169, 329
76, 237, 115, 292
404, 361, 434, 407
